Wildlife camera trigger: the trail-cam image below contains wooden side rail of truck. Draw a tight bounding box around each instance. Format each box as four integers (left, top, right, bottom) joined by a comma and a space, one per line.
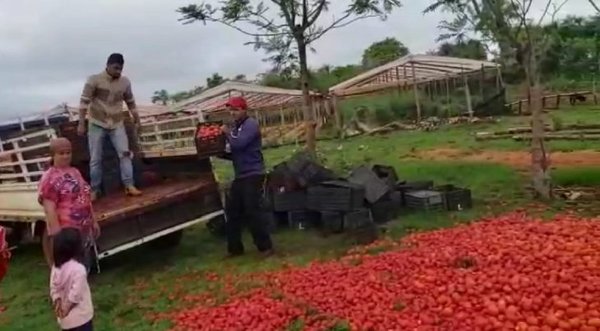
0, 111, 225, 265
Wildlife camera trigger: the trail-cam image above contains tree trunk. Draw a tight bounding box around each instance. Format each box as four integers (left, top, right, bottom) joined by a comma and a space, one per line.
297, 40, 316, 154
527, 48, 551, 199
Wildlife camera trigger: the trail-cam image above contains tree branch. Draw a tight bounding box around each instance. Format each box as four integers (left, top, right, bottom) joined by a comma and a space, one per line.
307, 12, 378, 43
307, 0, 328, 26
589, 0, 600, 13
194, 17, 287, 37
302, 0, 309, 27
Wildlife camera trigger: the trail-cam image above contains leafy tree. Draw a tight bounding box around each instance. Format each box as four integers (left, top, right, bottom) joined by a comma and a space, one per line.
169, 86, 205, 103
178, 0, 402, 153
233, 74, 249, 82
426, 0, 568, 199
151, 89, 170, 105
361, 37, 409, 68
435, 39, 487, 60
539, 16, 600, 79
206, 73, 226, 88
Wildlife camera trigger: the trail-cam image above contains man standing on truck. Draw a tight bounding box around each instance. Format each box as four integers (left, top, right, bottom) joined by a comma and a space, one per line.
78, 53, 142, 200
221, 96, 274, 257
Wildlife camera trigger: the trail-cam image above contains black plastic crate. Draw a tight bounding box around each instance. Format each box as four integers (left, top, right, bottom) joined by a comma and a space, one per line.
343, 208, 373, 230
320, 211, 344, 234
272, 190, 306, 211
307, 181, 365, 211
287, 210, 321, 230
299, 163, 337, 186
195, 122, 226, 158
436, 185, 473, 211
372, 165, 398, 189
396, 181, 434, 206
370, 200, 397, 224
349, 166, 390, 204
405, 190, 444, 211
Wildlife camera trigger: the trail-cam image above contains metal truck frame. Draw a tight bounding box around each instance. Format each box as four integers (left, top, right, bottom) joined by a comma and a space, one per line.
0, 110, 225, 265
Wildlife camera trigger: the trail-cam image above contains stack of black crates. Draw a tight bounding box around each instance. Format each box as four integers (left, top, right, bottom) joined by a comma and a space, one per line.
265, 152, 474, 239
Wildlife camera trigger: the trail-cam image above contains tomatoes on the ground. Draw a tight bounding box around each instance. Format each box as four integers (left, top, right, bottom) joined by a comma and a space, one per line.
163, 213, 600, 331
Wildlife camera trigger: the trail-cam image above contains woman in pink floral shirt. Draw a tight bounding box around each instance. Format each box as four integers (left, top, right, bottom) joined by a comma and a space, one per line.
38, 138, 100, 267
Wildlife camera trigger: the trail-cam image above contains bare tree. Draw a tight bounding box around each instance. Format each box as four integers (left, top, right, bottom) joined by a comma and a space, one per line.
427, 0, 567, 198
178, 0, 401, 153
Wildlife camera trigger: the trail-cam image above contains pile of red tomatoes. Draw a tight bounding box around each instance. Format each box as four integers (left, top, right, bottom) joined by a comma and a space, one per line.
169, 213, 600, 331
196, 123, 222, 140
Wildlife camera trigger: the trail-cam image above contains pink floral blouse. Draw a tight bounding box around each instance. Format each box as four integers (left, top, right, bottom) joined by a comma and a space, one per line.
38, 167, 93, 237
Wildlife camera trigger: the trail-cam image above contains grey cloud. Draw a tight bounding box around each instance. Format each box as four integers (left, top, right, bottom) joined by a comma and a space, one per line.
0, 0, 591, 121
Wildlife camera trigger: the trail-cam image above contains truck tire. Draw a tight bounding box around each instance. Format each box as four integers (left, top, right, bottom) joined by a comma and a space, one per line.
150, 230, 183, 249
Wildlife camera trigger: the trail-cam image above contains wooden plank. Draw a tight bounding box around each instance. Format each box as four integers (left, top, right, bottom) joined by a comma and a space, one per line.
1, 141, 51, 155
1, 128, 56, 145
139, 126, 196, 138
0, 156, 50, 168
0, 171, 44, 180
93, 177, 213, 223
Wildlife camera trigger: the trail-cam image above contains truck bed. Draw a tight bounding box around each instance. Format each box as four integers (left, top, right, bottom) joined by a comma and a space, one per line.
93, 176, 216, 224
93, 175, 223, 254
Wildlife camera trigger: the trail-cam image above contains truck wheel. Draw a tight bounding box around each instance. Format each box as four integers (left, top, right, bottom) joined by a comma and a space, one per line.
150, 230, 183, 249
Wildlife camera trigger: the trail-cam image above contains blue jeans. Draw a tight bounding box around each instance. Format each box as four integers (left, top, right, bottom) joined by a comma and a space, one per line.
88, 122, 134, 193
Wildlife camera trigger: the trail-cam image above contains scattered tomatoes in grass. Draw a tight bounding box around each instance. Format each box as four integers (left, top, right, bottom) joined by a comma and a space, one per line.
165, 213, 600, 330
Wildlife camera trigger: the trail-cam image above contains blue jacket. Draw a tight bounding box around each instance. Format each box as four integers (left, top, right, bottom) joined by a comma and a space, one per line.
226, 116, 265, 179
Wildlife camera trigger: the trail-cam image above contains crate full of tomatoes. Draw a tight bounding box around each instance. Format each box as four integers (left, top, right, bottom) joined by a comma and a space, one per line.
195, 122, 226, 158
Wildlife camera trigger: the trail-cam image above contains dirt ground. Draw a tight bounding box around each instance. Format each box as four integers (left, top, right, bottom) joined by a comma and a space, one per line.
412, 148, 600, 168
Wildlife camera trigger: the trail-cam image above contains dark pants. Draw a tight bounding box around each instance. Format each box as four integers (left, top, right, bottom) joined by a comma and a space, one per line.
63, 320, 93, 331
226, 175, 273, 255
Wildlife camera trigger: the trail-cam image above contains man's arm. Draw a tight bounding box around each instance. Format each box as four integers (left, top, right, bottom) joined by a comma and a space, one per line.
78, 76, 95, 134
124, 80, 140, 125
227, 120, 260, 152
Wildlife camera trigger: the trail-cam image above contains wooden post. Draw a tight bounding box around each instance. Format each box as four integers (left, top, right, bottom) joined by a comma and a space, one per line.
496, 66, 504, 91
279, 106, 285, 126
480, 64, 485, 98
556, 95, 561, 109
411, 62, 422, 122
518, 100, 523, 115
445, 76, 451, 105
332, 95, 342, 138
19, 117, 25, 131
594, 78, 598, 105
462, 67, 473, 120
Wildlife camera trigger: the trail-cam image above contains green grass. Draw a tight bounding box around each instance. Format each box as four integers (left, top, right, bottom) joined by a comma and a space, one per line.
553, 167, 600, 187
2, 105, 599, 331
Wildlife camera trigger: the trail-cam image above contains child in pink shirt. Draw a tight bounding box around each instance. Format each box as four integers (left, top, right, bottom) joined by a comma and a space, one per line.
50, 228, 94, 331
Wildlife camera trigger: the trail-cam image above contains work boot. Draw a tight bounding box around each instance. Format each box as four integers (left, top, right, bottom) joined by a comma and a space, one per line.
125, 186, 142, 197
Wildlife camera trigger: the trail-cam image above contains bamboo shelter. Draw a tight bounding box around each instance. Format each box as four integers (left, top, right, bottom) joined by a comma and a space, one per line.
329, 54, 504, 123
170, 81, 333, 147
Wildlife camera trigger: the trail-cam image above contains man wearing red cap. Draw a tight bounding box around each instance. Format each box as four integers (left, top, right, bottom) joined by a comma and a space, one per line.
220, 96, 274, 257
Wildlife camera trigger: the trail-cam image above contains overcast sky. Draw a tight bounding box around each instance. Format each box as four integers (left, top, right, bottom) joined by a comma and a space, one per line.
0, 0, 591, 121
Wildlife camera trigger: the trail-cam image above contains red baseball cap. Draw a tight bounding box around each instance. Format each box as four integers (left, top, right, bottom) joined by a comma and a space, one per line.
225, 96, 248, 110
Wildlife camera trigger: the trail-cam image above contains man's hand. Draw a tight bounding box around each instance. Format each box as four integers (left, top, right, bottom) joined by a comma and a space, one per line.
77, 122, 86, 136
220, 125, 230, 135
